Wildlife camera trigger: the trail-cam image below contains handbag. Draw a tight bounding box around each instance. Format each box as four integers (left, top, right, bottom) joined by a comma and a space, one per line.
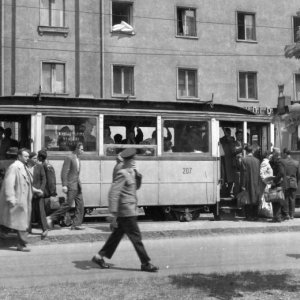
134, 169, 142, 190
287, 175, 298, 190
236, 190, 250, 207
258, 194, 273, 218
264, 187, 285, 204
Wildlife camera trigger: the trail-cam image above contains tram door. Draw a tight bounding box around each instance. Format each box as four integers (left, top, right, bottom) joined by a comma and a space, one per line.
218, 121, 244, 198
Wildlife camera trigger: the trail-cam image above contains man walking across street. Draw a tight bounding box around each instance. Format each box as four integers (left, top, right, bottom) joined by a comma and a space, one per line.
47, 142, 85, 230
281, 148, 300, 219
92, 148, 158, 272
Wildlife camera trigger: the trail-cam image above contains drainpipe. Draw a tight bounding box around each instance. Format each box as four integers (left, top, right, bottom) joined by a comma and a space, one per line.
100, 0, 104, 98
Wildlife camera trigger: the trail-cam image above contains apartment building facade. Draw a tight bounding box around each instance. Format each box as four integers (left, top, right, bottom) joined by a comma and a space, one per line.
0, 0, 299, 108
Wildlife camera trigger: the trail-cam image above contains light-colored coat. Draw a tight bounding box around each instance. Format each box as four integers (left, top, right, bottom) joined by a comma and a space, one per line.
108, 168, 138, 217
0, 160, 32, 231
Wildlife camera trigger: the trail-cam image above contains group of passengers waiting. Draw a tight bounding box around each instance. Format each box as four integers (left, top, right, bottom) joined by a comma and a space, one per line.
220, 127, 300, 222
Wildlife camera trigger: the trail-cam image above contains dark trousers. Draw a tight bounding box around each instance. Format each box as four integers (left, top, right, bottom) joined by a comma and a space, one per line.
233, 171, 241, 196
273, 202, 283, 221
50, 189, 84, 226
31, 197, 48, 231
283, 189, 296, 218
17, 230, 28, 246
244, 204, 258, 219
99, 216, 150, 265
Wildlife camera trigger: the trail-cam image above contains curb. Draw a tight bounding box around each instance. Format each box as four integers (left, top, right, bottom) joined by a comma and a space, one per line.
23, 222, 300, 245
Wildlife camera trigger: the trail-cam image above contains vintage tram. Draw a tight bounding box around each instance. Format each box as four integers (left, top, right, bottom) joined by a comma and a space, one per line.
0, 96, 274, 221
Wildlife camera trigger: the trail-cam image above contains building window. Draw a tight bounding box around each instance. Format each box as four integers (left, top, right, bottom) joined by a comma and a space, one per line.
40, 0, 65, 27
239, 72, 257, 100
112, 1, 132, 26
237, 12, 256, 41
293, 16, 300, 42
177, 7, 196, 37
113, 65, 134, 96
42, 63, 66, 94
178, 69, 197, 98
295, 74, 300, 101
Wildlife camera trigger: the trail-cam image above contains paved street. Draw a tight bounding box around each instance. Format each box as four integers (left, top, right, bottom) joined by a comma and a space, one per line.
1, 231, 300, 288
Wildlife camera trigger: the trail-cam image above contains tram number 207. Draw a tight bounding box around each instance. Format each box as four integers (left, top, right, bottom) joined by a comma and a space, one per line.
183, 168, 192, 174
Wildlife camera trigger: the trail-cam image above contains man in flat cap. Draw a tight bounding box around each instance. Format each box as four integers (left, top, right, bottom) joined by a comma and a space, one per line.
92, 148, 158, 272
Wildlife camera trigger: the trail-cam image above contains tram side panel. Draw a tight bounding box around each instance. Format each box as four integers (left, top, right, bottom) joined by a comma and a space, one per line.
157, 159, 217, 206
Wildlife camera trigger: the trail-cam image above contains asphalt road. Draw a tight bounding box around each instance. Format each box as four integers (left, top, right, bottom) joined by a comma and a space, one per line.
1, 232, 300, 288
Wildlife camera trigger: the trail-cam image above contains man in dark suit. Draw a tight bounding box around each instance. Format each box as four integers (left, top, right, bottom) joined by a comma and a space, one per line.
91, 148, 158, 272
27, 152, 48, 238
281, 148, 300, 219
47, 142, 85, 230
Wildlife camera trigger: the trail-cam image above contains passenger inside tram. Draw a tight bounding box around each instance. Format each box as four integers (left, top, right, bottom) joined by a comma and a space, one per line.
114, 134, 123, 144
104, 126, 114, 144
122, 126, 143, 144
0, 127, 20, 159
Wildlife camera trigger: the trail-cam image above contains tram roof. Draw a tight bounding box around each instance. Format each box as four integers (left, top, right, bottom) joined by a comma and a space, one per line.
0, 95, 255, 115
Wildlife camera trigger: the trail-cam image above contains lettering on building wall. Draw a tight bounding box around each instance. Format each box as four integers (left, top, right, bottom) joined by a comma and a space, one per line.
244, 106, 273, 116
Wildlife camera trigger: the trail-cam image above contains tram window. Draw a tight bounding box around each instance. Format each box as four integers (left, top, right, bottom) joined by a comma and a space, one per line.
163, 120, 209, 153
0, 116, 30, 160
104, 115, 157, 156
44, 116, 97, 152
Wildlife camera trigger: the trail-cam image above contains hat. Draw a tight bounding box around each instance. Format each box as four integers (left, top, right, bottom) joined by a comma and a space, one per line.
6, 147, 18, 156
29, 151, 37, 159
272, 147, 281, 154
264, 175, 275, 183
120, 148, 136, 159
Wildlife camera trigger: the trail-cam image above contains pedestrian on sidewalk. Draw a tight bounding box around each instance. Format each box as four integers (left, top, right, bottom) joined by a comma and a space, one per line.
281, 148, 300, 219
269, 148, 286, 222
0, 148, 42, 251
240, 144, 261, 220
46, 142, 85, 230
27, 151, 48, 239
92, 148, 158, 272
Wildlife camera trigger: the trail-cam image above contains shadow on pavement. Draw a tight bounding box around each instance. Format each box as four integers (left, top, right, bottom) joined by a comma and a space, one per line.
169, 271, 299, 300
0, 238, 18, 251
287, 254, 300, 259
72, 260, 139, 272
72, 260, 103, 270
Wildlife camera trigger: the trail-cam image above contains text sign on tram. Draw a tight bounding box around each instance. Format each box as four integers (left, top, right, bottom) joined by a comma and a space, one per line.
244, 106, 273, 116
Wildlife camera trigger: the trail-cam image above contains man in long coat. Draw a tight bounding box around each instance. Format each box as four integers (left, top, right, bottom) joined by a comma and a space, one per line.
0, 148, 33, 251
240, 144, 261, 220
219, 128, 235, 197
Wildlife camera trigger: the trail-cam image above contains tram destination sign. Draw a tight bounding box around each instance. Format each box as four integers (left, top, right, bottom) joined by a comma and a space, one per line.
243, 106, 274, 116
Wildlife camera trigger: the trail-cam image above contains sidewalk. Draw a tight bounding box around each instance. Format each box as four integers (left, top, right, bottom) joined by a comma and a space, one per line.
22, 214, 300, 245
